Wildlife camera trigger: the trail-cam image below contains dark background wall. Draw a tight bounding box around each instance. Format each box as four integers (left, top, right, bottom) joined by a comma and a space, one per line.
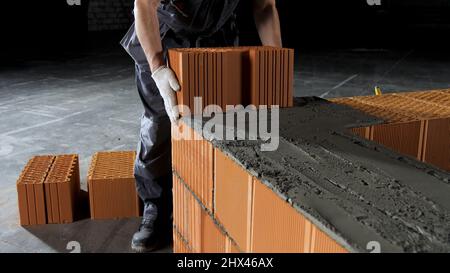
274, 0, 450, 49
1, 0, 450, 61
88, 0, 133, 31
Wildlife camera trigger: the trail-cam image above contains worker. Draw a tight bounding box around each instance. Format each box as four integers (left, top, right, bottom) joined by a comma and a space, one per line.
121, 0, 282, 252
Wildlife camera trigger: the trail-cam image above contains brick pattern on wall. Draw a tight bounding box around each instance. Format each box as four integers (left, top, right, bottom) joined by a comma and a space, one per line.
172, 120, 348, 253
88, 0, 133, 31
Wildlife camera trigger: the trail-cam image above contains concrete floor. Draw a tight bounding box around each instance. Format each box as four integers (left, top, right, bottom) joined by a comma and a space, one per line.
1, 44, 449, 252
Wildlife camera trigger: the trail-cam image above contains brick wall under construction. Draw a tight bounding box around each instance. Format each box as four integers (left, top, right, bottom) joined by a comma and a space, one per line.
332, 89, 450, 171
172, 88, 450, 253
171, 122, 348, 253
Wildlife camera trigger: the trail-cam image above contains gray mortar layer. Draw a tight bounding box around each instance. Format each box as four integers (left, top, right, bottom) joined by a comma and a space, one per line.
180, 97, 450, 253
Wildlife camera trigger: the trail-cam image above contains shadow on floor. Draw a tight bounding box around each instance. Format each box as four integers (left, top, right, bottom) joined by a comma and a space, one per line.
22, 191, 171, 253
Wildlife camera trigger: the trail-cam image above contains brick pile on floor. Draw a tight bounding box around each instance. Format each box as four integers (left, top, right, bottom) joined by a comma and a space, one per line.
17, 155, 80, 225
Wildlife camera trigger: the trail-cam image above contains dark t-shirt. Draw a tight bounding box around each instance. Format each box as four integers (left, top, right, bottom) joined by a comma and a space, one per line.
120, 0, 240, 66
158, 0, 240, 37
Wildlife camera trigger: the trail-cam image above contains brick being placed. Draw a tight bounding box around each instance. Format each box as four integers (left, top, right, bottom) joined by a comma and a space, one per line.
17, 155, 55, 226
246, 46, 294, 108
168, 47, 244, 113
176, 96, 450, 253
44, 154, 81, 224
168, 46, 294, 115
87, 151, 140, 219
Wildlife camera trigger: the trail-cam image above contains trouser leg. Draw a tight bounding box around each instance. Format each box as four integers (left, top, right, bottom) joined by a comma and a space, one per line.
134, 64, 172, 226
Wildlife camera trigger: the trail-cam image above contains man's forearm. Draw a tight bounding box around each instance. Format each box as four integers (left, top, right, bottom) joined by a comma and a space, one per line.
253, 0, 282, 47
134, 0, 165, 72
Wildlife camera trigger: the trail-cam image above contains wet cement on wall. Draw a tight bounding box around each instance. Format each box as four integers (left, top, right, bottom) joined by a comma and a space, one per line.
182, 97, 450, 253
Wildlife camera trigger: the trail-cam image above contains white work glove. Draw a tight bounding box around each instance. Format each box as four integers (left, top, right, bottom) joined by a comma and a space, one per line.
151, 66, 181, 124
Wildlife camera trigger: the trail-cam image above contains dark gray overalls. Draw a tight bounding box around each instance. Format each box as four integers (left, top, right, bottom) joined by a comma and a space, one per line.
120, 0, 240, 226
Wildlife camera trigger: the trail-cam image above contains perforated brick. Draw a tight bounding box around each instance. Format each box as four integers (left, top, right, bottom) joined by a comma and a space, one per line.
168, 46, 294, 115
87, 151, 139, 219
214, 148, 253, 252
173, 227, 192, 253
172, 122, 214, 211
251, 177, 348, 253
17, 155, 55, 225
422, 118, 450, 171
173, 172, 228, 253
45, 154, 80, 224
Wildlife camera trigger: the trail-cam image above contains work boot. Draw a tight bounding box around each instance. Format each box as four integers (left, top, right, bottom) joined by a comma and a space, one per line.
131, 203, 159, 253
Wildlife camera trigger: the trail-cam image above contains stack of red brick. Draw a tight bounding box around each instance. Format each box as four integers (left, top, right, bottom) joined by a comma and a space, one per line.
17, 155, 80, 225
17, 151, 141, 225
332, 89, 450, 171
172, 122, 348, 253
168, 46, 294, 113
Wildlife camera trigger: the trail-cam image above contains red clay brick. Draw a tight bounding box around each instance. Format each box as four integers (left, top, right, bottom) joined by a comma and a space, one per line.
168, 49, 189, 109
249, 49, 260, 106
251, 177, 310, 252
336, 90, 450, 172
172, 174, 185, 241
168, 47, 295, 113
262, 49, 267, 106
310, 225, 348, 253
199, 52, 205, 107
225, 237, 241, 253
251, 178, 348, 253
17, 183, 29, 226
173, 172, 228, 253
333, 97, 391, 120
87, 151, 139, 219
422, 118, 450, 171
44, 154, 80, 224
268, 49, 273, 106
399, 91, 450, 108
214, 149, 253, 252
217, 51, 223, 108
172, 122, 214, 211
16, 155, 55, 226
371, 121, 425, 160
173, 227, 192, 253
26, 183, 37, 225
350, 127, 371, 139
201, 211, 227, 253
353, 94, 450, 120
188, 52, 195, 113
287, 48, 295, 107
173, 173, 202, 252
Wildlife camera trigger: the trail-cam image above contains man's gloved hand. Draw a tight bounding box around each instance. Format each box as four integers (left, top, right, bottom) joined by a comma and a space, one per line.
151, 66, 181, 124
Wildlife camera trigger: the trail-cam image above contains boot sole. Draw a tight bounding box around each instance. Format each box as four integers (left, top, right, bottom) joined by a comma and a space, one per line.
131, 241, 159, 253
